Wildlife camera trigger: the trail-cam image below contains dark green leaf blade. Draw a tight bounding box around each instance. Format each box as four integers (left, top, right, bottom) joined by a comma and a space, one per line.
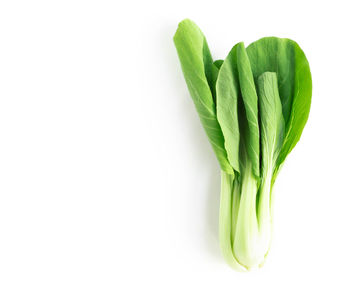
209, 60, 224, 103
277, 45, 312, 166
216, 45, 240, 173
236, 43, 260, 177
214, 59, 224, 69
246, 37, 312, 168
257, 72, 285, 172
173, 19, 233, 174
246, 38, 295, 122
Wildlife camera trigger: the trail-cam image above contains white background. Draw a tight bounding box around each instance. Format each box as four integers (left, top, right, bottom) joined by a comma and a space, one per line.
0, 0, 349, 284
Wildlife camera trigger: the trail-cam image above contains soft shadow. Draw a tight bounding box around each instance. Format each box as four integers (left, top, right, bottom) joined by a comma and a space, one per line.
160, 23, 222, 261
204, 166, 222, 260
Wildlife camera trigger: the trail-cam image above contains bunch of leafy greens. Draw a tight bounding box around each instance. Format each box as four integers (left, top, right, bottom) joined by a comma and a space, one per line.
173, 19, 312, 271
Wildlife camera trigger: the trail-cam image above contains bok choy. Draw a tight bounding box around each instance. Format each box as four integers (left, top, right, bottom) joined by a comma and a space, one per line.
173, 19, 312, 271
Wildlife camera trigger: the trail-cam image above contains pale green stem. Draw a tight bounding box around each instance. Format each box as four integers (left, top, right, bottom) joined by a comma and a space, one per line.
256, 168, 273, 264
231, 179, 241, 249
219, 171, 246, 271
233, 162, 259, 268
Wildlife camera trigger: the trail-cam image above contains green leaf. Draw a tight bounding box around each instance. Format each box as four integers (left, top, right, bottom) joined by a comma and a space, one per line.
236, 43, 260, 177
214, 59, 224, 69
246, 37, 312, 168
246, 38, 295, 122
277, 46, 312, 166
216, 43, 260, 176
216, 45, 240, 173
209, 60, 224, 103
257, 72, 285, 172
173, 19, 233, 174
